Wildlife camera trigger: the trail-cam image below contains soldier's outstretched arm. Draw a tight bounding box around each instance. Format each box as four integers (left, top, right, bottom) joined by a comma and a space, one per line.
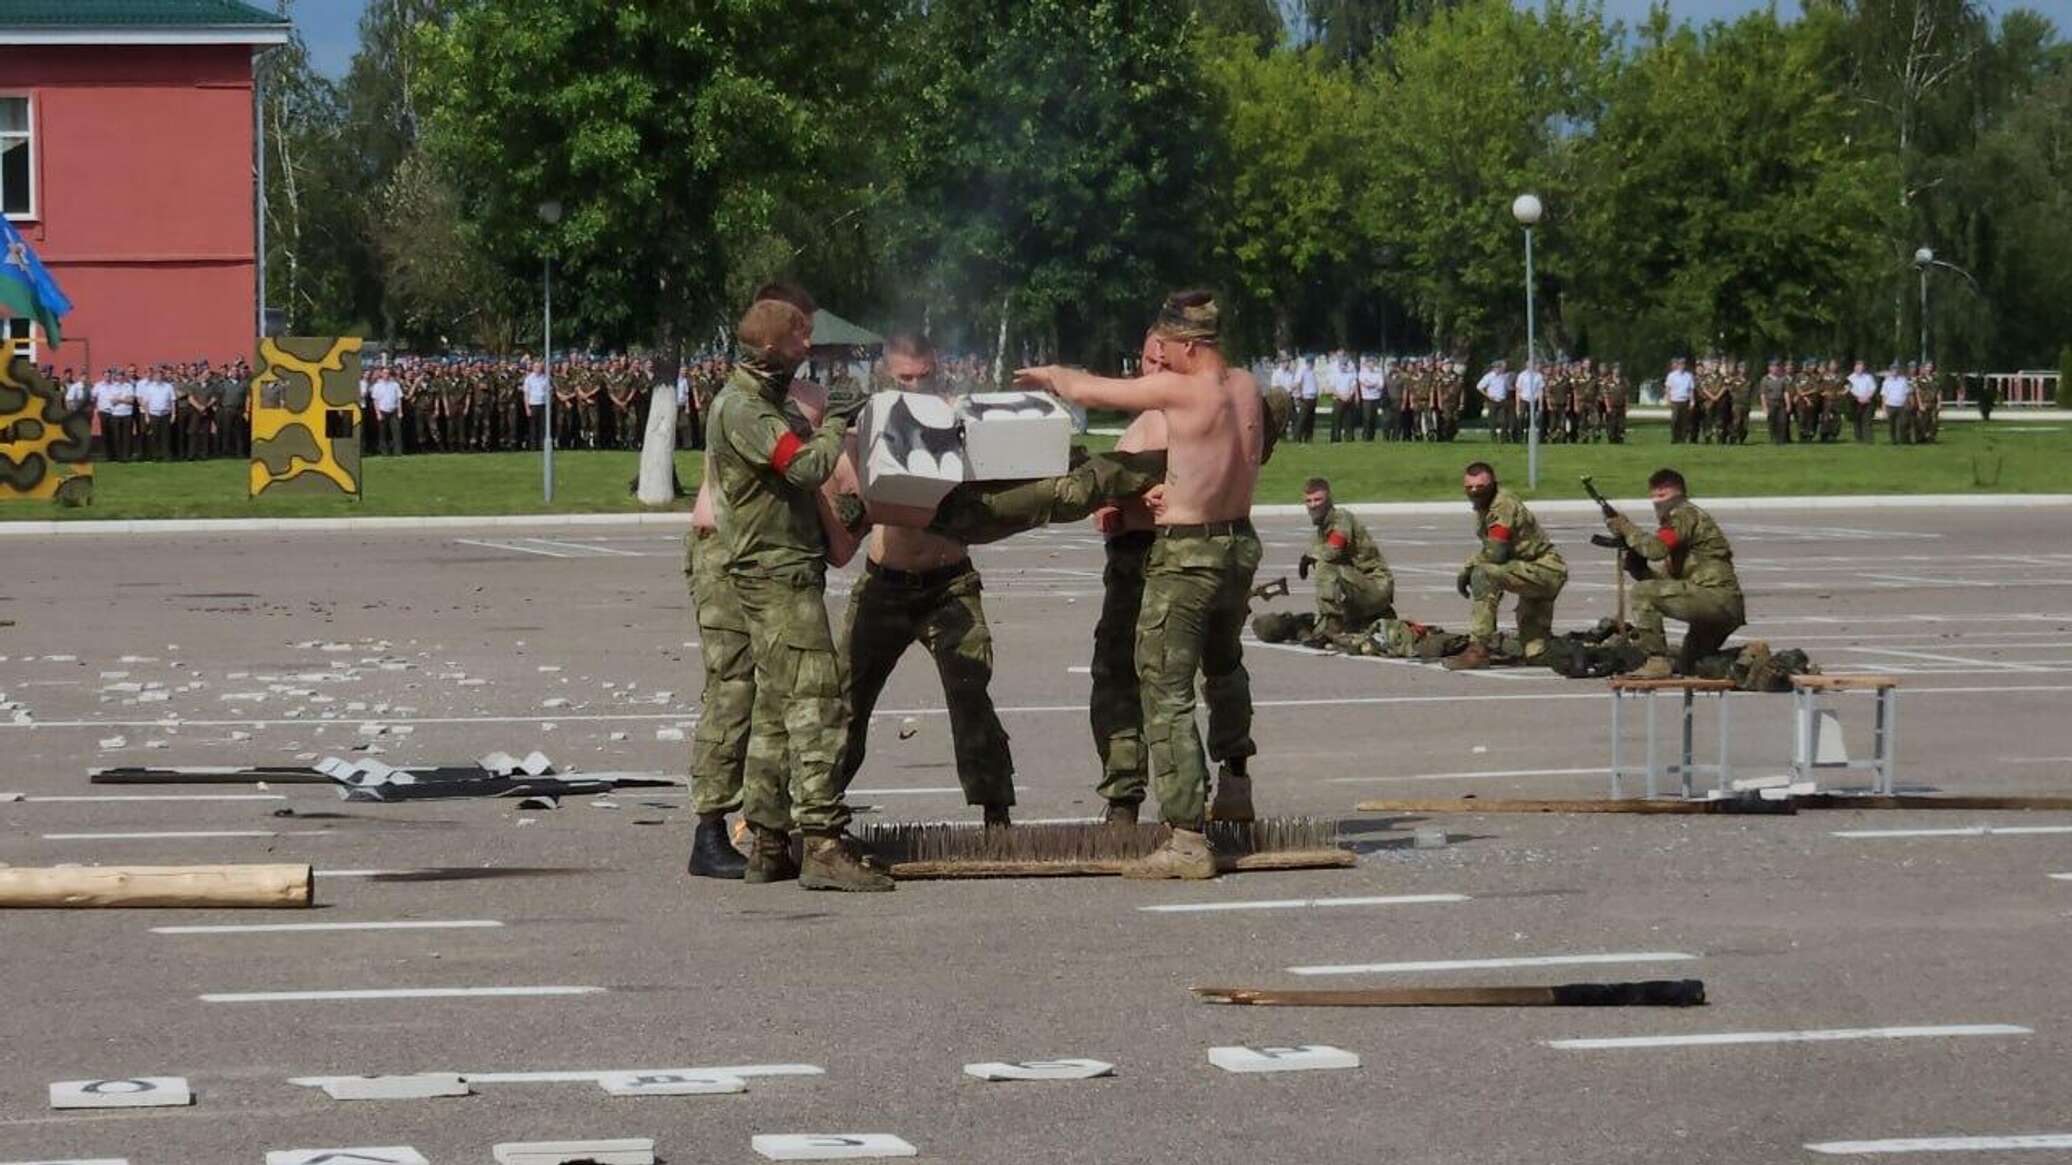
1018, 367, 1190, 414
738, 408, 849, 491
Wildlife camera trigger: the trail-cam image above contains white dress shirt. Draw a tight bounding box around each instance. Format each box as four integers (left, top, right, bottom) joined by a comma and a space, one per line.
1664, 370, 1695, 403
1848, 372, 1877, 403
1514, 369, 1543, 403
1880, 375, 1912, 407
1477, 369, 1511, 401
370, 376, 403, 414
524, 371, 551, 407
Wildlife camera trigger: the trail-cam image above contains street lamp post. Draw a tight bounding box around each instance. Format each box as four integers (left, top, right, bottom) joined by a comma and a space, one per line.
1914, 246, 1933, 367
538, 200, 562, 504
1512, 193, 1544, 489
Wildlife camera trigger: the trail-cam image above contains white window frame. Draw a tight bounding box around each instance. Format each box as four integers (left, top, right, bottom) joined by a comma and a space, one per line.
1, 93, 34, 222
2, 316, 35, 363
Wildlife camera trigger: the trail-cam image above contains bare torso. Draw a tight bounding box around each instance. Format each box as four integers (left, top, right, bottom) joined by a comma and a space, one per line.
1157, 365, 1261, 525
1106, 410, 1168, 534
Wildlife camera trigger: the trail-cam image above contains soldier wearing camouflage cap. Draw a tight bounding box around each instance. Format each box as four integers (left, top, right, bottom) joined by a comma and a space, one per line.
1602, 467, 1745, 679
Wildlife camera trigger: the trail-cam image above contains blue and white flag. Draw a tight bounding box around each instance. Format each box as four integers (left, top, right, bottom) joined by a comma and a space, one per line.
0, 216, 73, 346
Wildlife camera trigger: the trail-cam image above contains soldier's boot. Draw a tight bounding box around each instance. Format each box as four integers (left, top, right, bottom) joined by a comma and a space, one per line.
1209, 766, 1255, 824
1103, 801, 1140, 828
1625, 656, 1676, 680
1442, 642, 1493, 671
1122, 826, 1215, 881
686, 814, 748, 880
743, 824, 800, 885
982, 805, 1012, 830
799, 833, 896, 893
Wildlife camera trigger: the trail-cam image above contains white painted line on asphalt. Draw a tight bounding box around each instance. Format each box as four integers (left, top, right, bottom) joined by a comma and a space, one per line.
42, 829, 332, 840
846, 786, 962, 795
1842, 647, 2050, 673
2051, 873, 2072, 881
23, 794, 288, 802
154, 920, 504, 935
1066, 665, 1091, 674
1142, 894, 1469, 914
288, 1063, 827, 1088
1289, 951, 1697, 976
1549, 1024, 2031, 1050
453, 538, 573, 558
1327, 766, 1601, 785
202, 986, 603, 1003
1807, 1134, 2072, 1154
1832, 826, 2072, 839
526, 537, 645, 557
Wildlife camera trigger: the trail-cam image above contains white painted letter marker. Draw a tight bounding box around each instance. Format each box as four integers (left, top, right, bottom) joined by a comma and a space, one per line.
492, 1141, 655, 1165
598, 1071, 747, 1096
1208, 1045, 1361, 1074
1807, 1134, 2072, 1154
752, 1134, 919, 1160
963, 1059, 1115, 1082
265, 1150, 431, 1165
317, 1073, 470, 1101
48, 1077, 193, 1109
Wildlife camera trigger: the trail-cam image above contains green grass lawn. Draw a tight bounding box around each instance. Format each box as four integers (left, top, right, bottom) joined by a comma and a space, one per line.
4, 419, 2063, 522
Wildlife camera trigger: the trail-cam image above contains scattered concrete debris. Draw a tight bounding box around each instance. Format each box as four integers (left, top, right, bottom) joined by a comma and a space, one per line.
319, 1073, 471, 1102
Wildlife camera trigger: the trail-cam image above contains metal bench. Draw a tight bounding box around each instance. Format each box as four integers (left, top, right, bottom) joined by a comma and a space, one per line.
1607, 676, 1738, 800
1789, 674, 1900, 795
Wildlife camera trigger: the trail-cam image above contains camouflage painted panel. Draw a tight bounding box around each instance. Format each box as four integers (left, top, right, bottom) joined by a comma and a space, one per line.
0, 354, 94, 504
251, 337, 363, 498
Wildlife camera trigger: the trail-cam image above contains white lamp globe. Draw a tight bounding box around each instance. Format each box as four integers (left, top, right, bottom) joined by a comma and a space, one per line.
1512, 193, 1544, 226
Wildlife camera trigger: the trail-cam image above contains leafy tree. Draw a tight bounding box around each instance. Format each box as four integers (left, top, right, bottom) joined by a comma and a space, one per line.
258, 2, 353, 334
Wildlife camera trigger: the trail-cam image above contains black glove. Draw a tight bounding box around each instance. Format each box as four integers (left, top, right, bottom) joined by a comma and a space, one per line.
1624, 549, 1651, 583
1456, 566, 1473, 600
825, 380, 870, 425
1298, 554, 1317, 581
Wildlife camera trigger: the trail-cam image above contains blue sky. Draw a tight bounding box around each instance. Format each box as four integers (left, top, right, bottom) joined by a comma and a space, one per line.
293, 0, 2072, 78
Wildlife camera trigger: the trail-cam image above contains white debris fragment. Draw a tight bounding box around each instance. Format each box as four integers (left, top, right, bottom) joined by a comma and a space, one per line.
541, 697, 572, 709
609, 732, 629, 742
98, 736, 128, 749
655, 728, 685, 742
538, 665, 562, 673
230, 731, 252, 742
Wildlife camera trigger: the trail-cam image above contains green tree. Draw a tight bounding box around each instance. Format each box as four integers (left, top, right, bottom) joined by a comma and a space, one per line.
885, 0, 1215, 366
258, 2, 353, 334
418, 0, 896, 359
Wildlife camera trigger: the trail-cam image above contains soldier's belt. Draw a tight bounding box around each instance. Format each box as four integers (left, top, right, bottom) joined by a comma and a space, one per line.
1159, 519, 1255, 539
865, 557, 975, 588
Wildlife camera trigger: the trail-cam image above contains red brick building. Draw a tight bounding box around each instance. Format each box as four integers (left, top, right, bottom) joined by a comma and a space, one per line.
1, 0, 289, 374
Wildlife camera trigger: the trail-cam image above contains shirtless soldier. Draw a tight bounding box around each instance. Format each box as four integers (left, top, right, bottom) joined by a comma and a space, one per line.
1018, 291, 1263, 879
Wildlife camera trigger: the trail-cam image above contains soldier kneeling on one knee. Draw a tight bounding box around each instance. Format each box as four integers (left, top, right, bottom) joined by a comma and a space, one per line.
1599, 468, 1746, 680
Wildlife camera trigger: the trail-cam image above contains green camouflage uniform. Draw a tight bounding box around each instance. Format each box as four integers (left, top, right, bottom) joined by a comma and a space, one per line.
1464, 490, 1567, 653
1613, 498, 1745, 668
686, 527, 761, 818
1311, 504, 1395, 630
836, 557, 1014, 809
1138, 522, 1261, 828
708, 358, 855, 835
927, 448, 1170, 546
1091, 530, 1152, 807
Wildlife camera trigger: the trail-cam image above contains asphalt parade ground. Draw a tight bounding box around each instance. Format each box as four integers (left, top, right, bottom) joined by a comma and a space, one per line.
3, 502, 2070, 1164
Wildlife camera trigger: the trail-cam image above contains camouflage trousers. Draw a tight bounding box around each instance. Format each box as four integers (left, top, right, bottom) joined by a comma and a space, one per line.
686, 530, 761, 820
1138, 525, 1261, 828
927, 449, 1168, 546
1631, 578, 1746, 668
836, 559, 1014, 808
732, 567, 852, 836
1466, 555, 1567, 653
1315, 563, 1394, 630
1092, 532, 1152, 807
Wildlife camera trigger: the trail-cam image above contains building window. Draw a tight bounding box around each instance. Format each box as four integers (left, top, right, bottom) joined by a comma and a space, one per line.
1, 97, 31, 219
3, 315, 33, 361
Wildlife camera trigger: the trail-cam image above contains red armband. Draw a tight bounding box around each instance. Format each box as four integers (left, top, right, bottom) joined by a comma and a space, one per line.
1657, 527, 1680, 549
770, 431, 803, 473
1326, 531, 1349, 549
1487, 523, 1512, 541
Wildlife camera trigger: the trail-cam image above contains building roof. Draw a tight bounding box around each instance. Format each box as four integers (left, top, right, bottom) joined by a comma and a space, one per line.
811, 309, 884, 351
0, 0, 291, 45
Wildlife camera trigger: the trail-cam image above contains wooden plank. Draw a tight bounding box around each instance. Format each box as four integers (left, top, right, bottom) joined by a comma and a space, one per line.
0, 864, 314, 908
1607, 677, 1738, 692
1790, 674, 1901, 691
1355, 797, 1793, 816
1192, 980, 1707, 1008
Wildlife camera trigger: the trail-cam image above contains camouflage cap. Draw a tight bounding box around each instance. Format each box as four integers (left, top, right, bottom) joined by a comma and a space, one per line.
1154, 292, 1220, 346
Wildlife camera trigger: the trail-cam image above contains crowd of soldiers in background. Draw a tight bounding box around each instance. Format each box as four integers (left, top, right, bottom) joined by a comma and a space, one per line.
52, 361, 255, 462
1262, 353, 1633, 445
1662, 357, 1950, 446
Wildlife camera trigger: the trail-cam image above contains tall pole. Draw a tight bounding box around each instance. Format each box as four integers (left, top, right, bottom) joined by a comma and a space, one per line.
1525, 225, 1538, 490
1917, 265, 1929, 367
543, 256, 555, 505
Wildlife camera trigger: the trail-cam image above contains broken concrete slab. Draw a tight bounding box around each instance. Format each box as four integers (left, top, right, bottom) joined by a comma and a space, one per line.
318, 1073, 470, 1102
751, 1135, 917, 1160
597, 1070, 745, 1096
49, 1076, 194, 1109
491, 1139, 655, 1165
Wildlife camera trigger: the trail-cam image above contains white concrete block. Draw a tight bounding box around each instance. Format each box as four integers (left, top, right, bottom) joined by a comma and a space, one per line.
957, 391, 1073, 480
265, 1149, 430, 1165
655, 728, 685, 743
492, 1140, 654, 1165
317, 1073, 469, 1101
752, 1134, 918, 1160
1208, 1045, 1360, 1074
598, 1070, 746, 1096
49, 1077, 193, 1109
519, 750, 555, 776
1729, 775, 1791, 792
480, 751, 520, 775
963, 1058, 1114, 1082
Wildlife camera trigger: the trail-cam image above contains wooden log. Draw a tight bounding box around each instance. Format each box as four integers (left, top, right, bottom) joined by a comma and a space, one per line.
0, 864, 314, 908
1355, 796, 1793, 816
1192, 980, 1707, 1008
1795, 793, 2072, 812
887, 847, 1355, 880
